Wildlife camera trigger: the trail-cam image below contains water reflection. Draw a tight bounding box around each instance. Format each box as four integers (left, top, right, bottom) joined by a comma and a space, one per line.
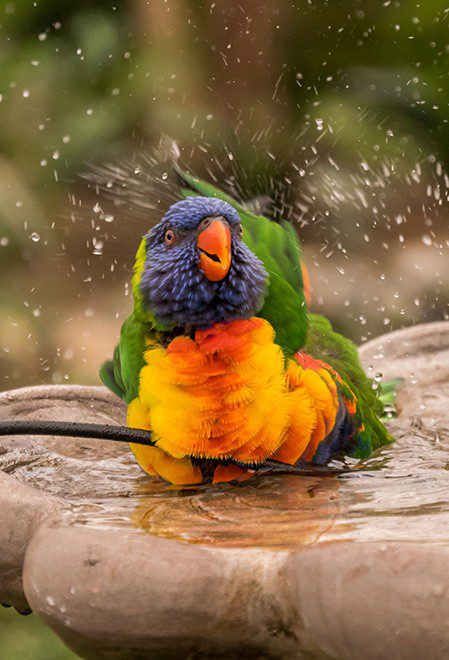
335, 419, 449, 543
1, 412, 449, 550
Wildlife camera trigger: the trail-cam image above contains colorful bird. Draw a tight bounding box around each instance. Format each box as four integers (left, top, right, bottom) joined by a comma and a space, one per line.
100, 168, 392, 485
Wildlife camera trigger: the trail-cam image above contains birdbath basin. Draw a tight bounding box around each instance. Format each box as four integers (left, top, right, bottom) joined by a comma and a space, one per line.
1, 321, 449, 658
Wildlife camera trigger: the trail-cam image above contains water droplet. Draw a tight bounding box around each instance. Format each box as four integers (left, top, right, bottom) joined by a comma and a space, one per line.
31, 232, 40, 242
93, 238, 103, 255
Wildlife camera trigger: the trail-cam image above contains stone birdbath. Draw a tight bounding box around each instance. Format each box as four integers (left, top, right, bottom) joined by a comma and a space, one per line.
1, 321, 449, 658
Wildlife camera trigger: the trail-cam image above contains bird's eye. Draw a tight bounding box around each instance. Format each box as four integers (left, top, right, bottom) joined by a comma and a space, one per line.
237, 224, 243, 238
164, 228, 176, 246
199, 217, 212, 230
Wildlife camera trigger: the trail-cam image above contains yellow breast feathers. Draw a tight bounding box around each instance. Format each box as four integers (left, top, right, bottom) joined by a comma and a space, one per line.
127, 317, 339, 485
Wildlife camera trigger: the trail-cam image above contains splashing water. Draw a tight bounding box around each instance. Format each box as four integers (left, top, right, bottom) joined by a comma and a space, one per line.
78, 129, 449, 348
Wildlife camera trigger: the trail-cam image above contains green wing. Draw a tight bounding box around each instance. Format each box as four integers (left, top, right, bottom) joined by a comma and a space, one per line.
306, 313, 393, 454
175, 167, 308, 355
100, 233, 164, 404
100, 312, 150, 404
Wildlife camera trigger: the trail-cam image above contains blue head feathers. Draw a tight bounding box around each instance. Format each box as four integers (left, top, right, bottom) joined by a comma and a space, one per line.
139, 196, 268, 329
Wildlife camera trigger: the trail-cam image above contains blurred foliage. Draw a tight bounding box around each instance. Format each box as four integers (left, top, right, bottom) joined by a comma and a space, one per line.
0, 607, 76, 658
1, 0, 449, 187
0, 1, 449, 650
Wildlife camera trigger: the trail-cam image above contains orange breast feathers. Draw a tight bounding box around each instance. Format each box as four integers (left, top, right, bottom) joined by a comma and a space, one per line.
127, 318, 340, 485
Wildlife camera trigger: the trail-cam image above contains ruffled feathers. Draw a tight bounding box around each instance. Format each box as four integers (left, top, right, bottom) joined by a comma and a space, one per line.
127, 318, 352, 484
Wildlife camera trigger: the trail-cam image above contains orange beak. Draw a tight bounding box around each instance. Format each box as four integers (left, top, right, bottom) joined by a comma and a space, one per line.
197, 218, 231, 281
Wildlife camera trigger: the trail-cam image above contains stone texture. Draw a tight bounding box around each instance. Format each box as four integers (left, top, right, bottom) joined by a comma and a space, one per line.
0, 322, 449, 658
24, 527, 295, 658
0, 472, 59, 614
360, 319, 449, 421
286, 541, 449, 660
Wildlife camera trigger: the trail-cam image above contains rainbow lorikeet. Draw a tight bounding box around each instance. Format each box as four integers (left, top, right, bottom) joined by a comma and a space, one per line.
100, 168, 392, 485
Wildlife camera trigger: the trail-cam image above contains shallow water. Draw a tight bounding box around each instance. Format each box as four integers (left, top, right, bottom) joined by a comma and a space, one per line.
2, 414, 449, 550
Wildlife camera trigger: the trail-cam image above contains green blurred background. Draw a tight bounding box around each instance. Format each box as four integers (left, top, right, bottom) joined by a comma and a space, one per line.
1, 0, 448, 655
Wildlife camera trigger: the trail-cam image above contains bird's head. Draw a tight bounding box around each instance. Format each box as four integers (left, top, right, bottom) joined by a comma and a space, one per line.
138, 196, 268, 329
